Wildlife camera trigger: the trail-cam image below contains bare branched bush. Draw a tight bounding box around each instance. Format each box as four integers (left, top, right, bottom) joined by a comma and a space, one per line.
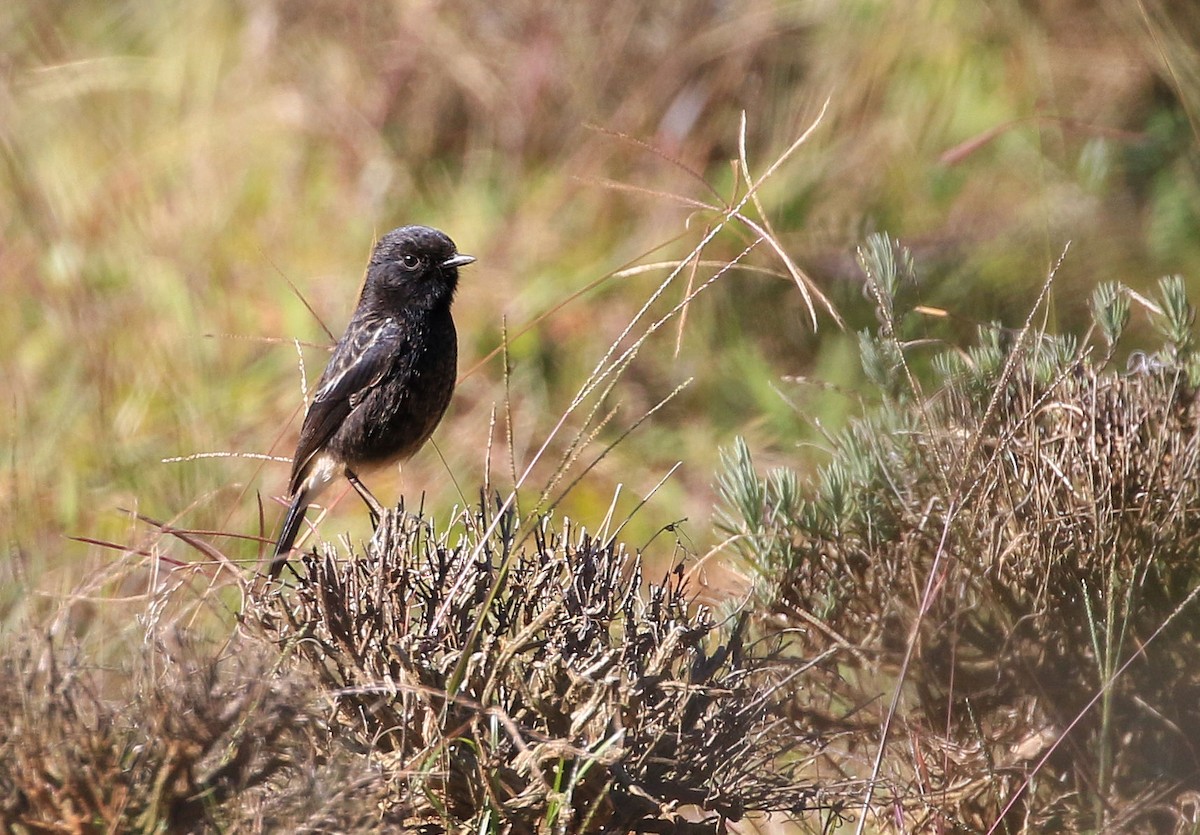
250, 500, 826, 833
718, 239, 1200, 832
0, 634, 405, 833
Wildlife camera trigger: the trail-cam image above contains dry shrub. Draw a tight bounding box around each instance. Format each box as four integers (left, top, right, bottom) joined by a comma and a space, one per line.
0, 496, 830, 834
0, 633, 404, 833
249, 500, 826, 833
718, 239, 1200, 832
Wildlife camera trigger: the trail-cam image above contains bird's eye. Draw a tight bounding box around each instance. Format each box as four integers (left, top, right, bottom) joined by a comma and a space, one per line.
401, 253, 422, 270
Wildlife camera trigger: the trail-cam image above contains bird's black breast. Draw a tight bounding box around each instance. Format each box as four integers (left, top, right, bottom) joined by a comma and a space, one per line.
325, 306, 458, 469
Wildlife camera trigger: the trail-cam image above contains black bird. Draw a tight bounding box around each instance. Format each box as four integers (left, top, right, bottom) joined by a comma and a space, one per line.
269, 225, 473, 578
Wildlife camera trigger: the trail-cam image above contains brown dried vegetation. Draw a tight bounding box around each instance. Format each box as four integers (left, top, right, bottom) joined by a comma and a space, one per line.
0, 635, 406, 832
251, 502, 825, 833
718, 242, 1200, 832
1, 502, 827, 834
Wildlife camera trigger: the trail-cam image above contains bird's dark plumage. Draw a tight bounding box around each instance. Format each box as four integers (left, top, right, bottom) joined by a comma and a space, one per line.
270, 225, 472, 578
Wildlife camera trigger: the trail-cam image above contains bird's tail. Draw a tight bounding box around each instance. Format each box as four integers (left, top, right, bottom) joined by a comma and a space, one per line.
269, 490, 310, 578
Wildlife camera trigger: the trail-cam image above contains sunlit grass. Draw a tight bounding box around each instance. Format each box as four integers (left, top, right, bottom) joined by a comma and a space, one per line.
2, 3, 1199, 827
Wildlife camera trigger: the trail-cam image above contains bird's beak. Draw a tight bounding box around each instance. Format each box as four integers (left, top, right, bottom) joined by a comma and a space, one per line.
442, 254, 476, 269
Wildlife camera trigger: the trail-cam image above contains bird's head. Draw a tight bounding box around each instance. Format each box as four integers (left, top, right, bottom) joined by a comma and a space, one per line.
364, 225, 474, 311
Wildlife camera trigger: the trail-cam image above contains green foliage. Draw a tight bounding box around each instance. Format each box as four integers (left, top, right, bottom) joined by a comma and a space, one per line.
857, 232, 916, 334
1152, 274, 1195, 357
1091, 281, 1130, 349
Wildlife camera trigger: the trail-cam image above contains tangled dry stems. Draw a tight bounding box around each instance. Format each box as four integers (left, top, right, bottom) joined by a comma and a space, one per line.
2, 501, 823, 833
17, 224, 1200, 832
250, 500, 823, 833
719, 252, 1200, 832
0, 634, 407, 833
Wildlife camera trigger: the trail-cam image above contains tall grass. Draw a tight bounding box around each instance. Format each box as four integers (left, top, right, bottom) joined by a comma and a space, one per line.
2, 1, 1200, 831
4, 1, 1198, 615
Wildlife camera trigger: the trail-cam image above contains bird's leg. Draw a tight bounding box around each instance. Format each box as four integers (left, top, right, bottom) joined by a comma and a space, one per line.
345, 469, 385, 528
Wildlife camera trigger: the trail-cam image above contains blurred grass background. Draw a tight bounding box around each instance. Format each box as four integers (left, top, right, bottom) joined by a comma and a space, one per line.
2, 0, 1198, 625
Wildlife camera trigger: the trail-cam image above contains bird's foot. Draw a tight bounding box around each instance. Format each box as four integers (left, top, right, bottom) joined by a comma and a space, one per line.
346, 469, 385, 528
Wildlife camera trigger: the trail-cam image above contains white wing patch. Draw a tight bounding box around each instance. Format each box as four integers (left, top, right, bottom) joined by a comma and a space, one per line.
313, 317, 394, 403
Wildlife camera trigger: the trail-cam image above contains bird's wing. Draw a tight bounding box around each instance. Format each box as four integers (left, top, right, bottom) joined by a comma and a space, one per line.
287, 317, 406, 495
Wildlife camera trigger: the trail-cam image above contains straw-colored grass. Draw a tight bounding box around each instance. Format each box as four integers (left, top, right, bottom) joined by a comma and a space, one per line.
4, 1, 1200, 832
